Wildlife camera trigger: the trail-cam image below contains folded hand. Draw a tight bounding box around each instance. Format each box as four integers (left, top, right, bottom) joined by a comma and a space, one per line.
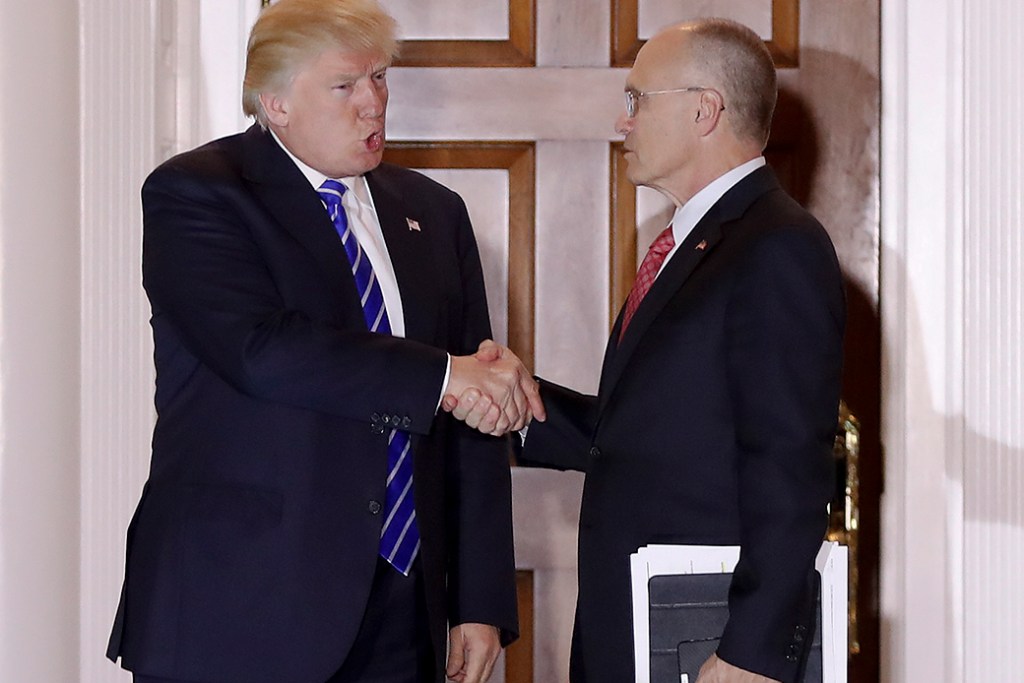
443, 340, 545, 436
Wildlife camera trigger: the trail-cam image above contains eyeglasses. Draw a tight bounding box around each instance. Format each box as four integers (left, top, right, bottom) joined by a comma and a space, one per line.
624, 87, 724, 118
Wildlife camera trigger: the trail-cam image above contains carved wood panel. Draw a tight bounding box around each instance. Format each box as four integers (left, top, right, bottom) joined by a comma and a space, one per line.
383, 142, 537, 371
611, 0, 799, 68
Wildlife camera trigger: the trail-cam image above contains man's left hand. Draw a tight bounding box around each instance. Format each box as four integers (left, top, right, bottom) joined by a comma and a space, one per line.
695, 653, 781, 683
446, 623, 501, 683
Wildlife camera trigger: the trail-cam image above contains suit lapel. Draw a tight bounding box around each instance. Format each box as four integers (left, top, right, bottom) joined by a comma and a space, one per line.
598, 220, 722, 408
241, 126, 364, 316
597, 166, 781, 411
365, 166, 439, 345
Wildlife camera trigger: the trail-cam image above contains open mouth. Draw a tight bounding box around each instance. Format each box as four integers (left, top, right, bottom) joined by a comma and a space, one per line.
366, 131, 384, 152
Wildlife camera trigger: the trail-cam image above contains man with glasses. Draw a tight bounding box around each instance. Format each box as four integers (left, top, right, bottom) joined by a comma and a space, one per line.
448, 17, 845, 683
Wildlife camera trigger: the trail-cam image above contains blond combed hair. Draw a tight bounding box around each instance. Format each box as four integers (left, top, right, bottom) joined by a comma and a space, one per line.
684, 18, 777, 149
242, 0, 399, 127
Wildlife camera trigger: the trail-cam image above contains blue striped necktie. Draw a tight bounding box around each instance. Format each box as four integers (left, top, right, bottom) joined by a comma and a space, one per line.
318, 179, 420, 575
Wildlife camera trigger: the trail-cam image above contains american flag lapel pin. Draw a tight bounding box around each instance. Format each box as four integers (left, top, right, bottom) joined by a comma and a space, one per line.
406, 217, 421, 232
696, 239, 707, 251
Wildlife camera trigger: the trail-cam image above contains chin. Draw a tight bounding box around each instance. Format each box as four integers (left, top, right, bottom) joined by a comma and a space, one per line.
626, 166, 646, 186
358, 151, 385, 174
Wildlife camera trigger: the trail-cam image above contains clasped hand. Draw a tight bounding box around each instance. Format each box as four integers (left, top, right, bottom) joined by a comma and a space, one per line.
443, 340, 545, 436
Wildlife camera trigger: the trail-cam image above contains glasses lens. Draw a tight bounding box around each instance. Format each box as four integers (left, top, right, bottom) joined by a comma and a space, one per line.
625, 91, 636, 117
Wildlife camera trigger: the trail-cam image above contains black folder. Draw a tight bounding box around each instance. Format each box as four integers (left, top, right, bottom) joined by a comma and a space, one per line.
648, 572, 823, 683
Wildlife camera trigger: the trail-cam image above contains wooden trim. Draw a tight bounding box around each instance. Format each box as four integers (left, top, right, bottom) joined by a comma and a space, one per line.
609, 142, 637, 328
394, 0, 536, 67
766, 0, 800, 68
504, 570, 535, 683
383, 142, 536, 371
610, 0, 799, 69
610, 0, 643, 69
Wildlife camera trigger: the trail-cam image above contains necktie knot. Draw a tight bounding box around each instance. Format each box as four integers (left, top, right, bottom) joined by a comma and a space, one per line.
649, 226, 676, 256
318, 179, 347, 218
619, 225, 676, 341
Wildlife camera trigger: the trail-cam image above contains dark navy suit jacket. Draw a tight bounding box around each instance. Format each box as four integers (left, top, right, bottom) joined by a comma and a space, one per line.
107, 126, 518, 683
520, 166, 845, 683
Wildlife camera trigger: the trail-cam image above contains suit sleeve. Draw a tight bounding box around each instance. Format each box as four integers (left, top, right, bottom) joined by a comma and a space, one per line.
516, 379, 599, 473
442, 196, 519, 644
716, 226, 845, 682
141, 161, 447, 434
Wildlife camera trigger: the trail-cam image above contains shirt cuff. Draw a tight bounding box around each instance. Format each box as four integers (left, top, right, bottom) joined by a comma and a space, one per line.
435, 353, 452, 414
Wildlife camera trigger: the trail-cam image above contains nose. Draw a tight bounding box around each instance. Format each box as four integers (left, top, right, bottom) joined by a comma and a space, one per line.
355, 79, 386, 117
615, 111, 633, 136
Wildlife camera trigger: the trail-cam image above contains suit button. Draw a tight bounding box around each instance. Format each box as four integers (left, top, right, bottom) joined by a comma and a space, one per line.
370, 413, 385, 434
391, 414, 401, 427
381, 413, 392, 425
368, 500, 382, 515
589, 446, 601, 458
401, 416, 412, 429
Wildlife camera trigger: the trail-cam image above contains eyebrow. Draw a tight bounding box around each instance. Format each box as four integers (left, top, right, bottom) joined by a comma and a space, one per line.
332, 62, 390, 81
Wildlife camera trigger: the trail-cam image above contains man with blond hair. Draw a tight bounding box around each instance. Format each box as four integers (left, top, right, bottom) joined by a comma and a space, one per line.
107, 1, 541, 681
449, 17, 845, 683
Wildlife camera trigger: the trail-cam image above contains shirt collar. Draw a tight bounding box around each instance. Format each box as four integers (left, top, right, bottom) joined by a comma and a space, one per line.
269, 129, 372, 206
669, 156, 766, 244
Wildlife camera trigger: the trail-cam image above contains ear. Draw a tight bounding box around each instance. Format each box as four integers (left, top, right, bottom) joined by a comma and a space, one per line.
259, 91, 289, 127
693, 89, 725, 136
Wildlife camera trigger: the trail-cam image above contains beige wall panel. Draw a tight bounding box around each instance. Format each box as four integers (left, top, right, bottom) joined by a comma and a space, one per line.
637, 0, 773, 39
388, 68, 629, 142
537, 0, 610, 66
414, 168, 511, 345
534, 141, 610, 394
383, 0, 509, 40
0, 2, 82, 681
512, 467, 584, 683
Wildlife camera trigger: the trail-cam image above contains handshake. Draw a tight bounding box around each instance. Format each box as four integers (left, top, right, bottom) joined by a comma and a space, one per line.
443, 340, 545, 436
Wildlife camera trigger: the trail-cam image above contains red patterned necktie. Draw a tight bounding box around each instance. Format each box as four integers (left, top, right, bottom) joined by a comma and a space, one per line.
619, 226, 675, 341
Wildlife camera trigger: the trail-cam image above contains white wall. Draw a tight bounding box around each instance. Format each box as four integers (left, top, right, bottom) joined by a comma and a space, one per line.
881, 0, 1024, 681
0, 1, 81, 681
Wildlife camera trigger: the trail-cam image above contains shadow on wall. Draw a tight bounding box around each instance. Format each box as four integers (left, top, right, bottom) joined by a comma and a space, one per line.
879, 236, 1024, 679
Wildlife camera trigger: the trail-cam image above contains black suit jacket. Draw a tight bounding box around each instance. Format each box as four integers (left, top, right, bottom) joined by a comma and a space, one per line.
520, 167, 845, 683
107, 126, 518, 683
